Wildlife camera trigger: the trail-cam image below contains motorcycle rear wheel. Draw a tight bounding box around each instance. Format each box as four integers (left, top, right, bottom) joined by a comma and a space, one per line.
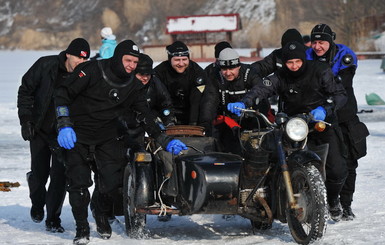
123, 163, 146, 237
287, 163, 328, 244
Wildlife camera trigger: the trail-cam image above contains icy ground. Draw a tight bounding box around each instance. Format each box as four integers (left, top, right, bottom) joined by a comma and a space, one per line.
1, 51, 385, 244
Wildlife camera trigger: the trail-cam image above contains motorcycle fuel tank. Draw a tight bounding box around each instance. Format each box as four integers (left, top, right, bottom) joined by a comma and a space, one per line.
175, 152, 243, 214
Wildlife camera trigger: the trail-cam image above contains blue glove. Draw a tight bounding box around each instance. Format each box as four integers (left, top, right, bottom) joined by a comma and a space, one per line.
227, 102, 245, 116
166, 139, 187, 155
57, 127, 77, 150
310, 106, 326, 121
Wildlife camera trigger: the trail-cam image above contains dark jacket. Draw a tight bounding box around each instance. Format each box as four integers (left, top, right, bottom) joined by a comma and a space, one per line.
242, 60, 347, 123
143, 75, 175, 125
199, 63, 271, 131
306, 43, 358, 123
250, 48, 283, 78
54, 59, 168, 146
18, 51, 69, 134
154, 60, 207, 125
123, 75, 175, 128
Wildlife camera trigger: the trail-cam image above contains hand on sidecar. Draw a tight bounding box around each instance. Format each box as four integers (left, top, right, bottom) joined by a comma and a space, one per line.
166, 139, 188, 155
227, 102, 245, 116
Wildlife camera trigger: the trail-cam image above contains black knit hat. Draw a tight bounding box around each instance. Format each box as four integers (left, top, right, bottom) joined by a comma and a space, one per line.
166, 41, 190, 59
136, 53, 155, 75
214, 41, 232, 58
311, 23, 335, 44
65, 38, 90, 59
302, 35, 311, 43
282, 41, 306, 63
218, 48, 240, 69
281, 29, 304, 48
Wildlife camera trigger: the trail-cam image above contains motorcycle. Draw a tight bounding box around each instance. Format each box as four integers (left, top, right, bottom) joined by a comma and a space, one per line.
122, 109, 329, 244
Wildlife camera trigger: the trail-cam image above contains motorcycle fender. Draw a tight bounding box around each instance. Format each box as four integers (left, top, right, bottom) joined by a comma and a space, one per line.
135, 162, 155, 207
175, 152, 243, 214
287, 150, 322, 169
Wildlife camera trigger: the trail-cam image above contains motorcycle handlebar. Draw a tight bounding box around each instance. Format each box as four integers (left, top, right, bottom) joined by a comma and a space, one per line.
235, 107, 331, 127
235, 107, 275, 127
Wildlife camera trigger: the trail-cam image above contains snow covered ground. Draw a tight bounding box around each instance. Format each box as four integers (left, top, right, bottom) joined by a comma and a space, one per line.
1, 51, 385, 244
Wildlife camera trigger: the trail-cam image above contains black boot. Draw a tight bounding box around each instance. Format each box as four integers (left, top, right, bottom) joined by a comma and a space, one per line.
95, 214, 112, 239
45, 219, 65, 233
328, 198, 342, 222
73, 225, 90, 245
30, 205, 44, 223
68, 190, 91, 244
342, 205, 356, 221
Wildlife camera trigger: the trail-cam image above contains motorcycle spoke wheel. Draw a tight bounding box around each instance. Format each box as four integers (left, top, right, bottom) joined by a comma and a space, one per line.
286, 163, 328, 244
123, 164, 146, 238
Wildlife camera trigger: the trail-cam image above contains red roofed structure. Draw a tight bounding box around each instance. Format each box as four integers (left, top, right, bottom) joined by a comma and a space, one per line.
143, 14, 242, 61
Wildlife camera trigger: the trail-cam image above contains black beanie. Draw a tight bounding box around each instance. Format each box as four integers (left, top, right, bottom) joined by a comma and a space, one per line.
166, 41, 190, 60
136, 53, 155, 75
302, 35, 311, 43
111, 40, 140, 79
65, 38, 90, 59
282, 41, 306, 63
214, 41, 232, 58
281, 29, 304, 48
311, 23, 335, 44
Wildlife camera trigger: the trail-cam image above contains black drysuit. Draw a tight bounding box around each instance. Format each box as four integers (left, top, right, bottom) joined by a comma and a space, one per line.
54, 58, 172, 228
155, 60, 207, 125
123, 75, 175, 151
307, 43, 369, 208
17, 51, 68, 225
199, 64, 271, 154
242, 60, 348, 203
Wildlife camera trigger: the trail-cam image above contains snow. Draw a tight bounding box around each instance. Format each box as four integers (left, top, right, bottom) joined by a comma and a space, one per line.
1, 51, 385, 244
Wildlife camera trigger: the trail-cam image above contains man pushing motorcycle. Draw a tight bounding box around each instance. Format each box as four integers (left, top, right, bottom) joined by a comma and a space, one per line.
54, 40, 186, 244
227, 41, 348, 222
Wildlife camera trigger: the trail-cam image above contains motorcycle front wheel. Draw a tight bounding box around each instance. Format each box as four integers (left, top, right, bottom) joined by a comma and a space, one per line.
287, 163, 328, 244
123, 163, 146, 237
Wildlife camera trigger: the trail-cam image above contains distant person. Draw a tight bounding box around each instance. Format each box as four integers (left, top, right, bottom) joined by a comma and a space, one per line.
303, 35, 311, 47
91, 27, 117, 60
154, 41, 208, 125
306, 23, 369, 221
17, 38, 90, 233
99, 27, 117, 59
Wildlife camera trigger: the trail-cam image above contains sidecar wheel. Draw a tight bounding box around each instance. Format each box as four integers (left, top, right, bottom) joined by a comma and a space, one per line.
123, 163, 146, 238
286, 163, 328, 244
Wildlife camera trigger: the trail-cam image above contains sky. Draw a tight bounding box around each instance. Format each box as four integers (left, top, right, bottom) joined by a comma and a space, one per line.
1, 51, 385, 244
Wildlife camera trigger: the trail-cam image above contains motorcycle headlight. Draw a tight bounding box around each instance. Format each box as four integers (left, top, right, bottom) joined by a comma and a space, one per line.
285, 118, 308, 142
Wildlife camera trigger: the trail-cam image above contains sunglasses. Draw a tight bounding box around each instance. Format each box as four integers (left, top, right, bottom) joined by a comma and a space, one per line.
167, 50, 190, 57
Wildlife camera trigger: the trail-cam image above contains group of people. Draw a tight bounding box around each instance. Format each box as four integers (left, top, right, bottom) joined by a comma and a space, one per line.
17, 23, 369, 244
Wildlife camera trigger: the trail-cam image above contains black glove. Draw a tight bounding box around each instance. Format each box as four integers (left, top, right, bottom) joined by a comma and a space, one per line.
21, 121, 35, 141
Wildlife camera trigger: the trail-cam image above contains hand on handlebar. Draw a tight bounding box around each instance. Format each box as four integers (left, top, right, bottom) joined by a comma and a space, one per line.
227, 102, 245, 116
310, 106, 326, 121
